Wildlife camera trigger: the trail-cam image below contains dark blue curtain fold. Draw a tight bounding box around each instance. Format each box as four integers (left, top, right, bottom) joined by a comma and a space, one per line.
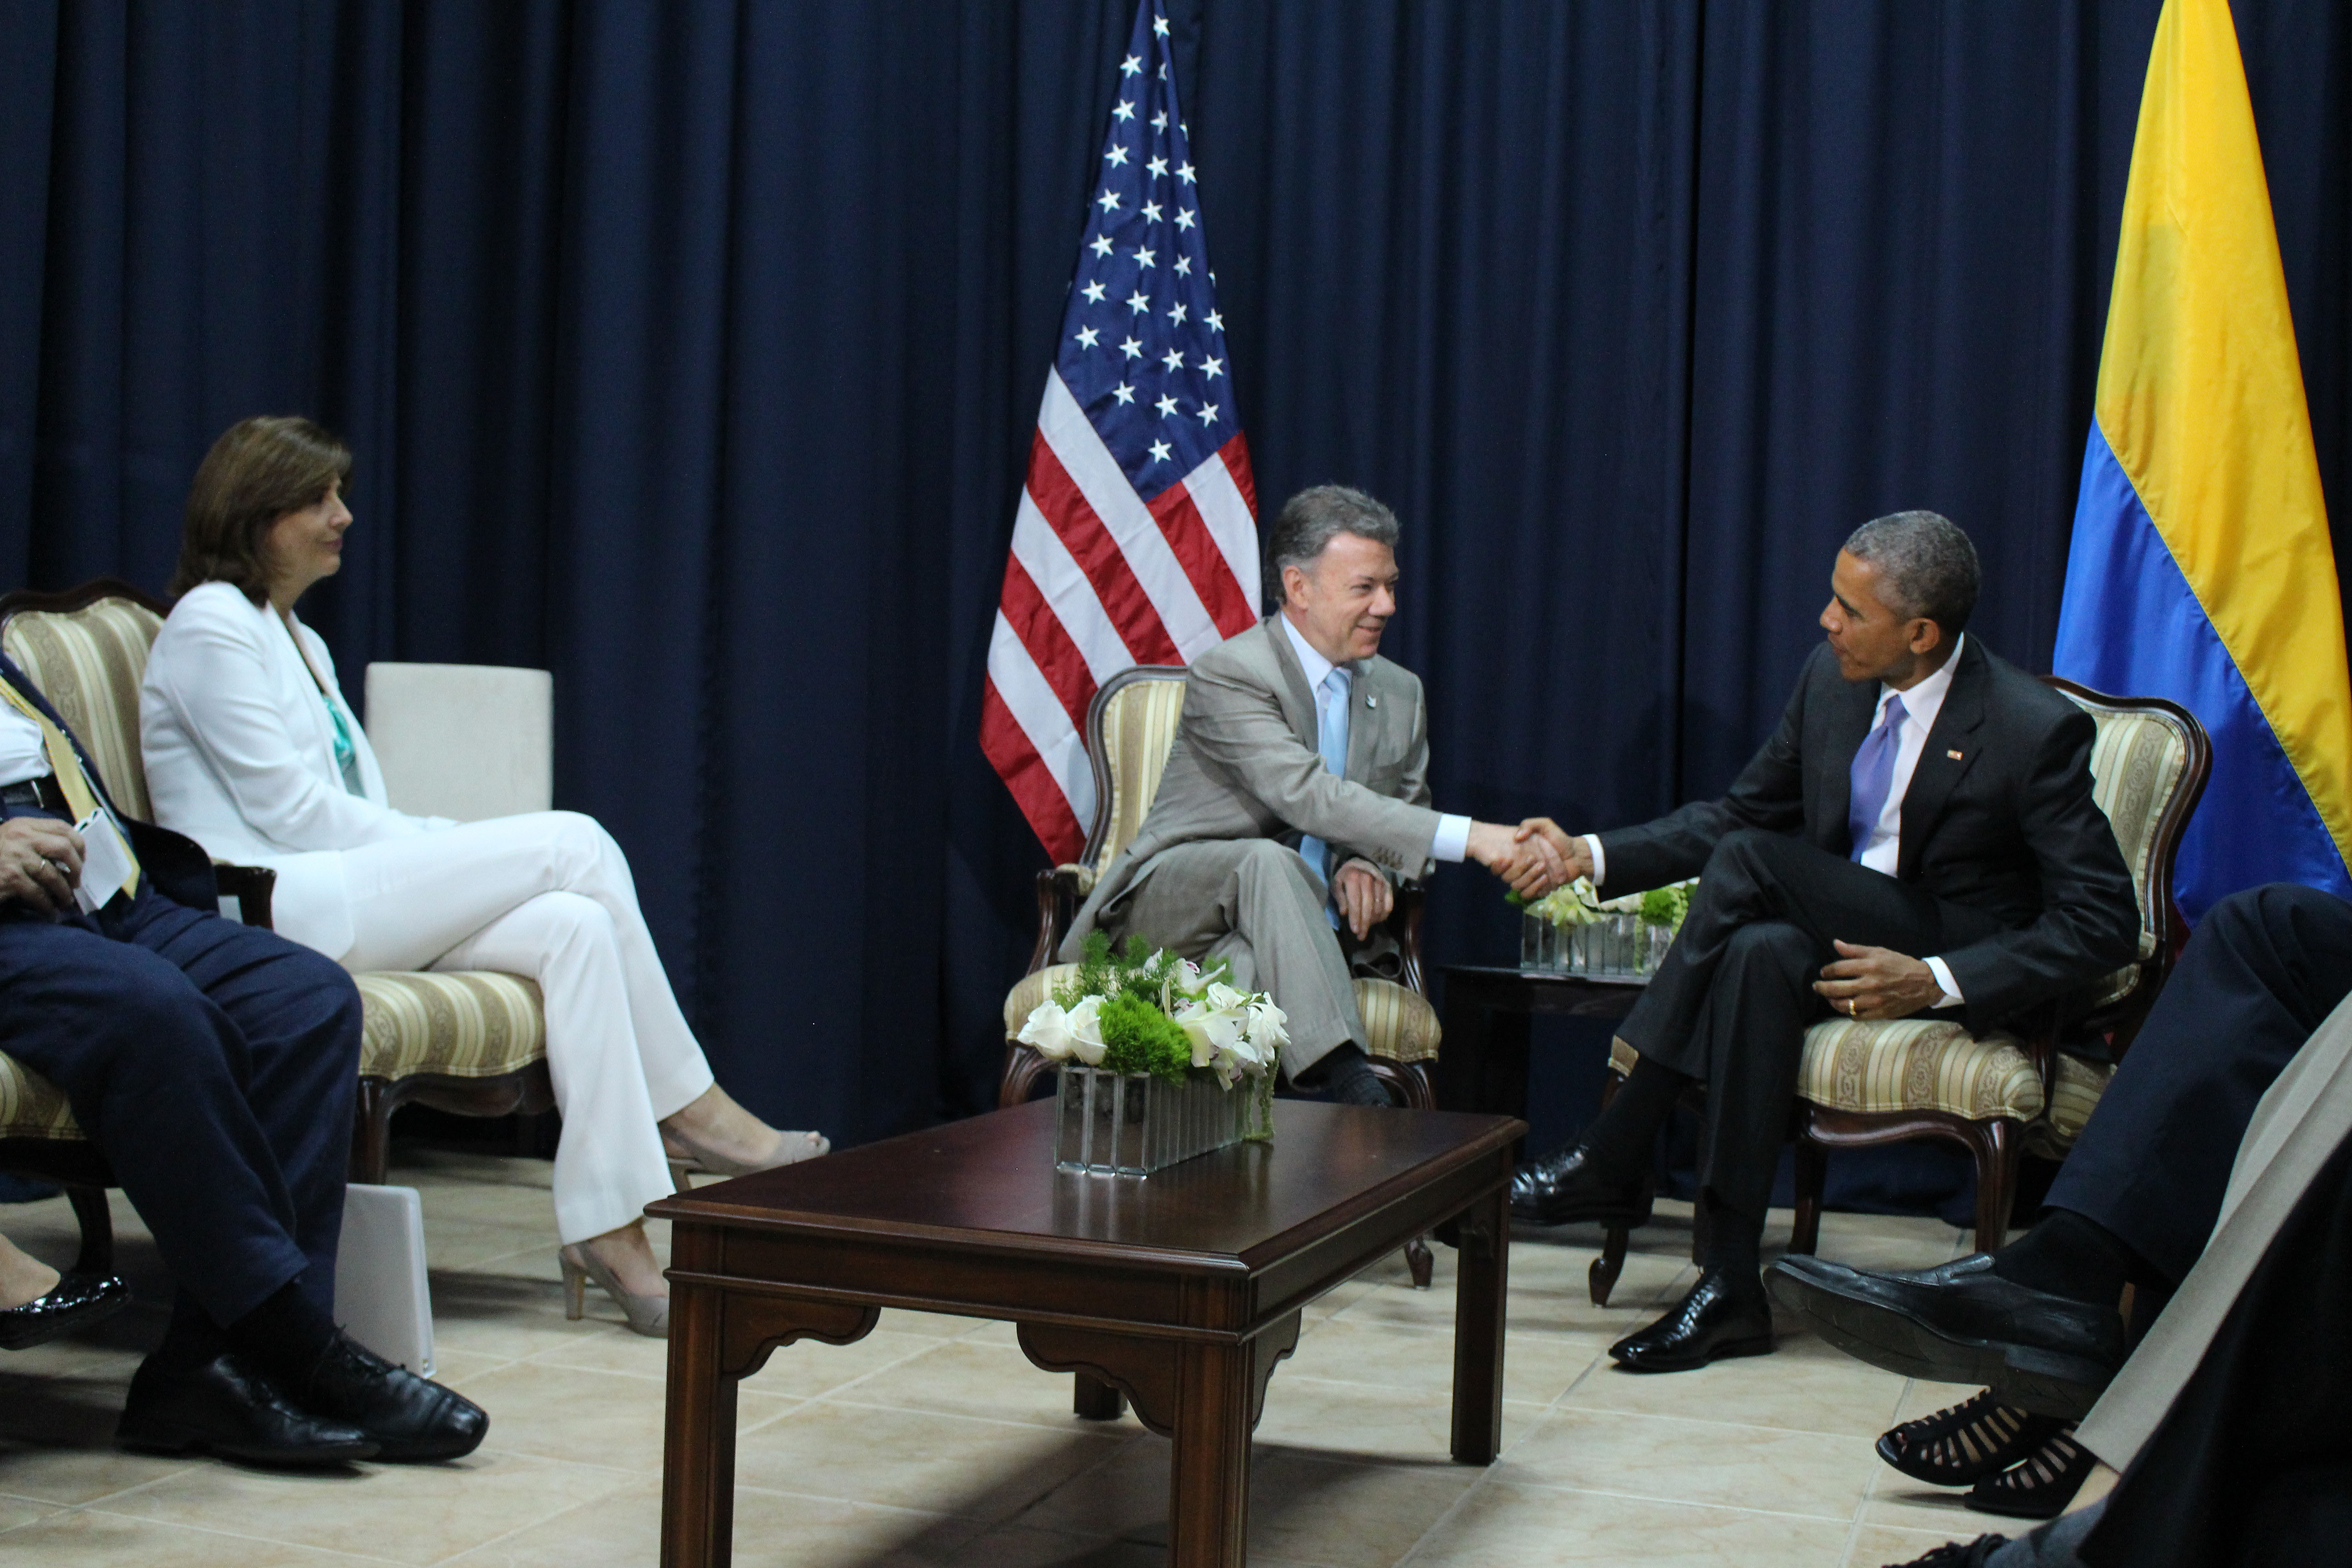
0, 0, 2343, 1172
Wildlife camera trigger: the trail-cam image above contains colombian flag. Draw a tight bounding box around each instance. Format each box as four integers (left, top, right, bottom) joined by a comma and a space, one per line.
2053, 0, 2352, 920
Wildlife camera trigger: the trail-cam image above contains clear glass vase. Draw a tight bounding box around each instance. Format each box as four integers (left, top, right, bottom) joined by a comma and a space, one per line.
1053, 1065, 1253, 1176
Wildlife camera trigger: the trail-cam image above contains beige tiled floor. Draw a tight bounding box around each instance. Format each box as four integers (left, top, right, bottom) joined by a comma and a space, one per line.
0, 1150, 2107, 1568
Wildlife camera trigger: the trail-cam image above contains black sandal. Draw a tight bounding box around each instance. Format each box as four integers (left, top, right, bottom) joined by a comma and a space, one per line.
1965, 1429, 2096, 1520
1877, 1389, 2068, 1486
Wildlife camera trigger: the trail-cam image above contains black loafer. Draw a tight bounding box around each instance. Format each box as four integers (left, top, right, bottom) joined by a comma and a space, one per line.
1886, 1538, 2009, 1568
1508, 1144, 1652, 1227
1609, 1265, 1774, 1372
117, 1352, 379, 1466
0, 1270, 131, 1351
1766, 1253, 2125, 1419
299, 1332, 487, 1462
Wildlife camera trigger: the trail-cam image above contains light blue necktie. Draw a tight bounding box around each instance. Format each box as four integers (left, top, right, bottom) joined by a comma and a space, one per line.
1297, 667, 1351, 912
1847, 693, 1909, 862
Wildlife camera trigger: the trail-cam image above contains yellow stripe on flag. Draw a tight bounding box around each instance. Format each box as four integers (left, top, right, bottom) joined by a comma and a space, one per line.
2094, 0, 2352, 870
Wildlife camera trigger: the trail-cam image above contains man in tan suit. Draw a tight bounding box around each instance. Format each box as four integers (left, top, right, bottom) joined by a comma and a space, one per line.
1062, 485, 1560, 1105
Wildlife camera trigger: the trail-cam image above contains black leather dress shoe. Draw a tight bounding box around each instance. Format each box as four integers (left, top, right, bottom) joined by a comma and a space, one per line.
299, 1332, 487, 1462
0, 1270, 130, 1351
1766, 1253, 2126, 1419
1886, 1537, 2009, 1567
1609, 1266, 1774, 1372
1508, 1144, 1651, 1227
117, 1352, 379, 1466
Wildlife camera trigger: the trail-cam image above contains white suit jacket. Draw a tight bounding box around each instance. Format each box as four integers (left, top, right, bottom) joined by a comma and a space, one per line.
140, 581, 447, 959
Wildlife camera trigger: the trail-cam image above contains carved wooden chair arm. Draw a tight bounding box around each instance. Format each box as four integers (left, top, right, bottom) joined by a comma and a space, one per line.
1029, 863, 1097, 976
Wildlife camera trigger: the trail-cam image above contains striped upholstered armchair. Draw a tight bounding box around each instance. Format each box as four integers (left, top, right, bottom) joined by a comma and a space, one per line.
999, 665, 1444, 1113
0, 580, 553, 1273
1587, 678, 2210, 1305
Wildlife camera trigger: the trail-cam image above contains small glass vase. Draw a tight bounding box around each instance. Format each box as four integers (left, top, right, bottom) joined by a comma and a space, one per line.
1242, 1068, 1275, 1141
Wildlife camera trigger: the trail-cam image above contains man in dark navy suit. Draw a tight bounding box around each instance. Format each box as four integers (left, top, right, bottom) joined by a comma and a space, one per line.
1509, 512, 2142, 1371
0, 651, 484, 1465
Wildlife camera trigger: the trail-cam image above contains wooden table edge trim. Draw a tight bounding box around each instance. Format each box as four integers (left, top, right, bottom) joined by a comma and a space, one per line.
645, 1117, 1525, 1278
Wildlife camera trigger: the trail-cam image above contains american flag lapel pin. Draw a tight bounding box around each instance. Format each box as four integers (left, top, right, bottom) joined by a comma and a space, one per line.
1947, 749, 1963, 760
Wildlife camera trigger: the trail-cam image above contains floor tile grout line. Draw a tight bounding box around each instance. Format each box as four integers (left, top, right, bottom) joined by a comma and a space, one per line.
1490, 1475, 1870, 1525
74, 1501, 415, 1564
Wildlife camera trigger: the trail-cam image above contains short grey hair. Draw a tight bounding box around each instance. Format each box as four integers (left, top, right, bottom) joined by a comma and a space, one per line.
1842, 510, 1981, 636
1265, 485, 1400, 611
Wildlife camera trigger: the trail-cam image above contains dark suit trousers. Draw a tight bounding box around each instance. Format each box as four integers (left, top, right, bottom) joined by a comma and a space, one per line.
1619, 829, 2002, 1228
0, 874, 363, 1328
2047, 882, 2352, 1286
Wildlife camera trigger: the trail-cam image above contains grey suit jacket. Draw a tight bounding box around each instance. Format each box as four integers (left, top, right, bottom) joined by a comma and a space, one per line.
1062, 616, 1443, 956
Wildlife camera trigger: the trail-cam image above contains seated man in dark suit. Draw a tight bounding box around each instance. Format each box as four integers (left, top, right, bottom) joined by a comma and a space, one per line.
1510, 511, 2141, 1371
0, 649, 483, 1465
1769, 883, 2352, 1519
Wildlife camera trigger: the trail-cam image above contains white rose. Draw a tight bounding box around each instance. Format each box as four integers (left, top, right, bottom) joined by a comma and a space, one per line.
1020, 995, 1107, 1066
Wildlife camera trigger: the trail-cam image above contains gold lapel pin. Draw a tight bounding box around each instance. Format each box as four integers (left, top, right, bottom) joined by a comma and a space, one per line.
1947, 750, 1963, 760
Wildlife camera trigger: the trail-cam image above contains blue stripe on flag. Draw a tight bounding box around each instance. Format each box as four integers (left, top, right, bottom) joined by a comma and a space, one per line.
2054, 427, 2352, 918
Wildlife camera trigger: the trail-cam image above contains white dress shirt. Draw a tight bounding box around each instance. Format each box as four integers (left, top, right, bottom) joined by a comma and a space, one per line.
1588, 634, 1969, 1006
1278, 613, 1470, 864
0, 704, 50, 788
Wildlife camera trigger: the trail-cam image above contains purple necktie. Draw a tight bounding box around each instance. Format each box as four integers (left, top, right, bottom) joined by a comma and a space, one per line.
1847, 694, 1909, 862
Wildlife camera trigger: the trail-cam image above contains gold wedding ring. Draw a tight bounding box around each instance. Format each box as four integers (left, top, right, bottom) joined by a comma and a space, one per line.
1847, 999, 1857, 1018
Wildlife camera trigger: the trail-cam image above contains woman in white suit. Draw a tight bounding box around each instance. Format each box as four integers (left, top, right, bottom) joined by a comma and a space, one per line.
141, 416, 825, 1337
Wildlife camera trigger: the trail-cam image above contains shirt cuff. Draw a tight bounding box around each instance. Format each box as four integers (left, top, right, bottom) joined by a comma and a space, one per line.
1430, 813, 1471, 863
1583, 834, 1607, 887
1924, 956, 1965, 1009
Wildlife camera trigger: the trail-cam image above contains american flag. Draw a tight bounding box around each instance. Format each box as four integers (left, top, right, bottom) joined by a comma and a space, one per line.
981, 0, 1260, 863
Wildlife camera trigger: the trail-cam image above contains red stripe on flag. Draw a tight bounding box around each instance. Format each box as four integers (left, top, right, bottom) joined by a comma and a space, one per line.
1024, 432, 1183, 666
1219, 433, 1258, 520
997, 553, 1097, 730
980, 679, 1086, 864
1148, 480, 1257, 638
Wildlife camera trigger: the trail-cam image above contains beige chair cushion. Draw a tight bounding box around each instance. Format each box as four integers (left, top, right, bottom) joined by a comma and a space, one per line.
2025, 1052, 2117, 1159
2070, 697, 2194, 1009
0, 1052, 82, 1141
1, 598, 166, 818
1005, 964, 1439, 1068
357, 971, 547, 1083
1607, 1020, 2045, 1123
1091, 674, 1189, 873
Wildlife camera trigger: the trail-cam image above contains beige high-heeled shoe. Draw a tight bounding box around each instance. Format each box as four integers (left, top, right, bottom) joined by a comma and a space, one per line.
662, 1126, 829, 1178
560, 1244, 670, 1338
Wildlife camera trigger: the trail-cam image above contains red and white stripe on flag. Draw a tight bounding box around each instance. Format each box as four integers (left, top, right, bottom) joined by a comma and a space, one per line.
982, 372, 1259, 862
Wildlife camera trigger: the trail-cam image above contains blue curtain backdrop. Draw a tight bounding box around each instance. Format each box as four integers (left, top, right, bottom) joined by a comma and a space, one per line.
0, 2, 2345, 1176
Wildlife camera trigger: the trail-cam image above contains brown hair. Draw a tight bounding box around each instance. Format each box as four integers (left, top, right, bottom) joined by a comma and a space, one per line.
171, 416, 353, 602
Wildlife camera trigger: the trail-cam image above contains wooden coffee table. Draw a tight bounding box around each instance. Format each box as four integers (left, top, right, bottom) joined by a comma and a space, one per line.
649, 1097, 1525, 1568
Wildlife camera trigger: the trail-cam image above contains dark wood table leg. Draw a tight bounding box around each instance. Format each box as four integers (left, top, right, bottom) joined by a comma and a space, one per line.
1450, 1181, 1509, 1465
1073, 1372, 1127, 1420
1168, 1339, 1253, 1568
662, 1277, 737, 1568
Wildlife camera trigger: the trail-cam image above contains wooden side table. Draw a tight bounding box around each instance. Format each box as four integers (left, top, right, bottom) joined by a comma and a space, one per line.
1434, 964, 1650, 1137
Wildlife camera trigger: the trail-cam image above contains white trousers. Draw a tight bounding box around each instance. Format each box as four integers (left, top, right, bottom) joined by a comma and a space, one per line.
333, 812, 713, 1244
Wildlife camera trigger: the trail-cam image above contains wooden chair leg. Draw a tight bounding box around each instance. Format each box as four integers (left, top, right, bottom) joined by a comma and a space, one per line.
1789, 1137, 1827, 1256
349, 1078, 392, 1185
1970, 1118, 2020, 1255
1589, 1222, 1628, 1306
1365, 1058, 1440, 1285
65, 1183, 114, 1277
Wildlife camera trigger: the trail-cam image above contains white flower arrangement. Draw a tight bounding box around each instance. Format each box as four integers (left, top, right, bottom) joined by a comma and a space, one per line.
1019, 933, 1284, 1088
1523, 876, 1698, 932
